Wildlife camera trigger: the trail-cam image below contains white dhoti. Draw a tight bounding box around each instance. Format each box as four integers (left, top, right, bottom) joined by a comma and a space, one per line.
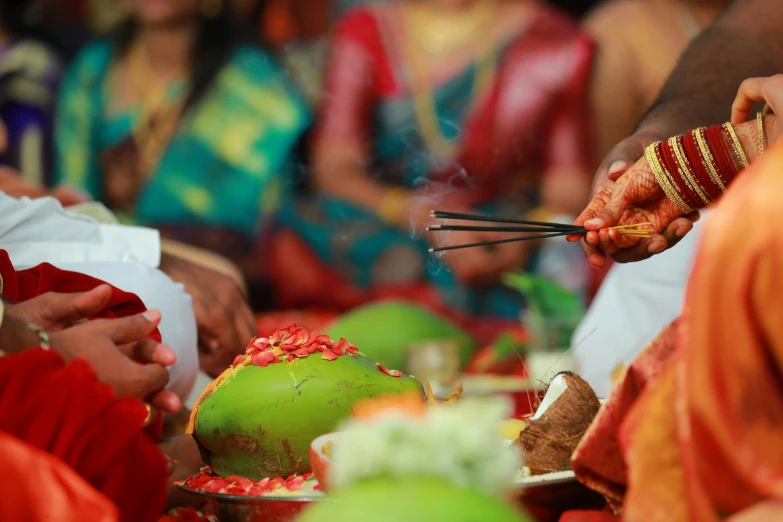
572, 212, 712, 398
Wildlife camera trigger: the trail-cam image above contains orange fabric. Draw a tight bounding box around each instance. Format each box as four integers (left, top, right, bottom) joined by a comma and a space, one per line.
570, 320, 680, 511
0, 431, 118, 522
570, 142, 783, 521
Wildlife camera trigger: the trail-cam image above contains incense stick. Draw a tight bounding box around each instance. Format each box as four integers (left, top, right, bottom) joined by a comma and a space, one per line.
427, 210, 653, 252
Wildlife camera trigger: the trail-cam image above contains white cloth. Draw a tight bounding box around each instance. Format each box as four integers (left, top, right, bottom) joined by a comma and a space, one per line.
0, 193, 198, 400
572, 212, 712, 398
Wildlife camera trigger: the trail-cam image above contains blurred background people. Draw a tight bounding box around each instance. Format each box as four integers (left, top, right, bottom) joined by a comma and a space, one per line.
585, 0, 729, 164
54, 0, 310, 286
269, 0, 595, 320
0, 0, 63, 186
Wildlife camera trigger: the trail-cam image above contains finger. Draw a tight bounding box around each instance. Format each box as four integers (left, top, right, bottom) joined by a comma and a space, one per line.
567, 188, 613, 242
130, 362, 170, 399
580, 237, 607, 269
731, 77, 766, 124
611, 219, 693, 263
44, 285, 113, 325
584, 184, 631, 230
600, 139, 646, 184
106, 310, 162, 344
121, 338, 177, 366
150, 389, 182, 414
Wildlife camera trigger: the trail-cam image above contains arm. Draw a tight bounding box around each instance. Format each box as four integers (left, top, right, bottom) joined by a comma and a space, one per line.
541, 36, 595, 216
637, 0, 783, 138
311, 12, 402, 221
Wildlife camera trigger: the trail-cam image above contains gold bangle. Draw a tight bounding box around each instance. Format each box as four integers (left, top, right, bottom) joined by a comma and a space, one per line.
646, 142, 692, 214
377, 188, 410, 226
757, 112, 765, 156
27, 323, 50, 350
669, 136, 711, 206
694, 128, 727, 192
723, 122, 749, 169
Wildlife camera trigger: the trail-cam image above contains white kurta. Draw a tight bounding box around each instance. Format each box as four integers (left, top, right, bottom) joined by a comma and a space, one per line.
0, 193, 198, 401
571, 212, 711, 398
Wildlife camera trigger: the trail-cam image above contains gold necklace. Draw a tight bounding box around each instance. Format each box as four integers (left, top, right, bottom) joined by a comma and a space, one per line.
127, 43, 188, 178
401, 1, 499, 159
406, 1, 495, 58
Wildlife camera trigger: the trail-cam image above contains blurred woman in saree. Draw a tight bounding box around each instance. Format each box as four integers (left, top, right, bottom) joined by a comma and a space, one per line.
55, 0, 309, 282
270, 0, 594, 319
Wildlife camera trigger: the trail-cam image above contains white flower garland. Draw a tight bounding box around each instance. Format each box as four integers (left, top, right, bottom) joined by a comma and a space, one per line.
330, 397, 522, 494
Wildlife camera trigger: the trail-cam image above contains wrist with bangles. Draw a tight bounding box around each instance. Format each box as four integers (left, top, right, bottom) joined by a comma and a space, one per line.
646, 112, 766, 213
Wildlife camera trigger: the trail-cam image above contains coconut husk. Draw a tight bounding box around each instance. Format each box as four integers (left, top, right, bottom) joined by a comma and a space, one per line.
515, 371, 600, 475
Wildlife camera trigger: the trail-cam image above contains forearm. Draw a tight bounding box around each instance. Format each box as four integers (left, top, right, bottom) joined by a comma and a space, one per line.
638, 0, 783, 137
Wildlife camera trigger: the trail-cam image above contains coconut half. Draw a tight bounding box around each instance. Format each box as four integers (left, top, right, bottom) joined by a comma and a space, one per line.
515, 372, 600, 475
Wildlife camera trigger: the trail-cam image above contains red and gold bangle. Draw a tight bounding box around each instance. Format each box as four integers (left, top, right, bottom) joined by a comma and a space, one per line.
695, 127, 728, 193
659, 139, 700, 209
757, 112, 765, 156
708, 125, 739, 188
684, 130, 720, 201
723, 122, 749, 169
646, 142, 692, 214
669, 136, 712, 206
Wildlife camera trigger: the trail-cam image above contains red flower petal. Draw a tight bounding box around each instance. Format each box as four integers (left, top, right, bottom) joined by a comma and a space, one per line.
281, 343, 299, 352
321, 348, 338, 361
290, 327, 310, 345
286, 354, 294, 362
294, 347, 310, 358
232, 355, 245, 368
378, 364, 403, 377
331, 345, 345, 356
251, 352, 270, 367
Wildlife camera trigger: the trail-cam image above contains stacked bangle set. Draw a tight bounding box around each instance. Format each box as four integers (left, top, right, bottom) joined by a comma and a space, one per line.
647, 113, 764, 213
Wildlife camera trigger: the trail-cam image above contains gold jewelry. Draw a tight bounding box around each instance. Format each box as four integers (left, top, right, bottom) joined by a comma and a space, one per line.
694, 128, 727, 192
670, 136, 711, 206
26, 323, 50, 350
128, 42, 188, 179
143, 403, 154, 427
401, 1, 498, 159
757, 112, 765, 156
646, 142, 692, 214
723, 122, 749, 169
405, 1, 495, 58
201, 0, 222, 18
377, 188, 410, 226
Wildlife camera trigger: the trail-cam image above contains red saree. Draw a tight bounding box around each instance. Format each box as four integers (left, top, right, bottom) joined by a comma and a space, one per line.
0, 250, 168, 522
566, 142, 783, 521
0, 430, 118, 522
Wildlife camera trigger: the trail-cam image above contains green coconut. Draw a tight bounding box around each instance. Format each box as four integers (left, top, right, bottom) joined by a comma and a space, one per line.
297, 476, 531, 522
326, 301, 475, 371
191, 343, 422, 480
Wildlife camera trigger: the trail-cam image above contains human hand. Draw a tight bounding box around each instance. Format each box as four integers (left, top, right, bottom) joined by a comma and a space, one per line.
6, 284, 113, 331
732, 75, 783, 127
567, 155, 699, 268
159, 253, 256, 377
49, 310, 181, 412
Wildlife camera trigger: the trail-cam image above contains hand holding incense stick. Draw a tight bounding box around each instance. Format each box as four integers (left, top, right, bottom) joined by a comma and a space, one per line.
427, 210, 652, 253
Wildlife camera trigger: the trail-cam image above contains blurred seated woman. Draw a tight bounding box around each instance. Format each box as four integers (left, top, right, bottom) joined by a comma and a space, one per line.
0, 0, 63, 187
54, 0, 309, 281
270, 0, 594, 319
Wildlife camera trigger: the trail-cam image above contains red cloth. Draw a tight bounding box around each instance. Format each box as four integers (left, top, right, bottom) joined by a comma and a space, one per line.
0, 349, 167, 522
0, 249, 163, 439
0, 430, 119, 522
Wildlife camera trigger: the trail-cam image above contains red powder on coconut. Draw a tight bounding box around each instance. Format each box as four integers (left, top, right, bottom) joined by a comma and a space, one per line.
175, 467, 317, 497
